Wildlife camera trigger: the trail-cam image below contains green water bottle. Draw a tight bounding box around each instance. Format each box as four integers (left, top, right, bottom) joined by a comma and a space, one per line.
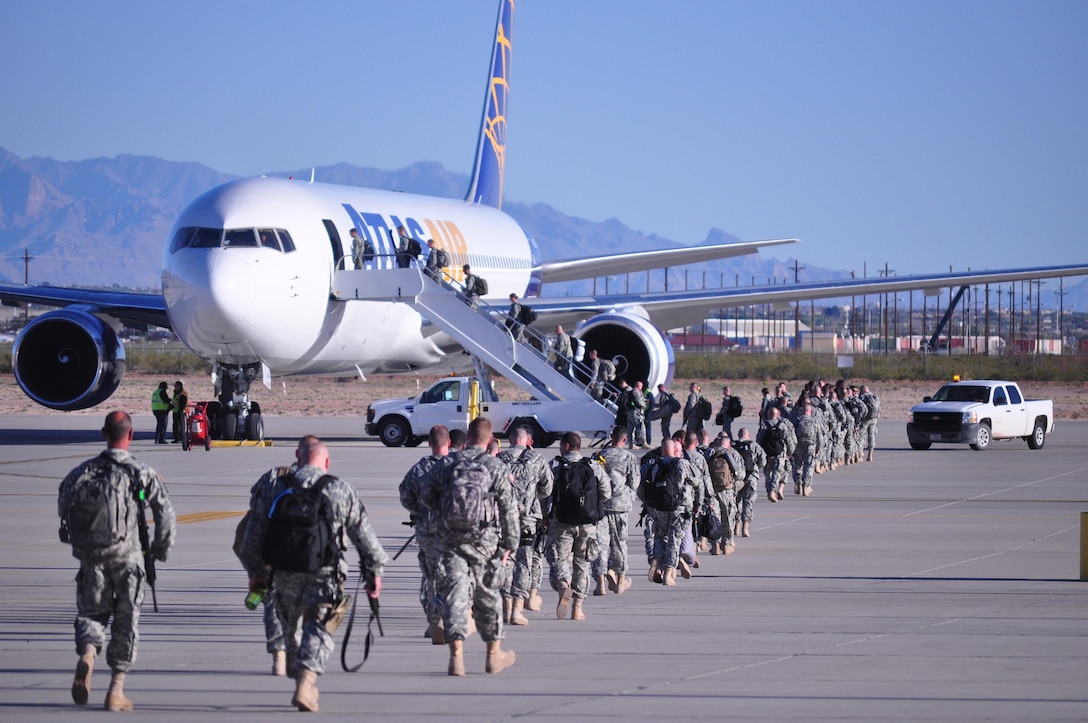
244, 586, 267, 610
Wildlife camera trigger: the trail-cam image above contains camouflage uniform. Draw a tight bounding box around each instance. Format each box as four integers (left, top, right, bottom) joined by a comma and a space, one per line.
59, 449, 176, 674
859, 391, 881, 457
792, 414, 820, 492
733, 439, 767, 524
684, 447, 719, 543
425, 447, 519, 643
240, 465, 388, 676
497, 444, 553, 600
623, 389, 648, 448
593, 444, 639, 578
546, 451, 611, 600
762, 417, 798, 498
399, 453, 455, 629
243, 466, 291, 655
706, 446, 743, 546
683, 391, 707, 434
640, 454, 699, 569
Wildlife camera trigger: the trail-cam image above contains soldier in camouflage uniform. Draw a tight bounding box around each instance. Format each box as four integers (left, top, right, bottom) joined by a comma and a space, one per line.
792, 402, 820, 496
733, 427, 767, 538
547, 432, 611, 620
828, 388, 848, 470
762, 406, 798, 502
59, 411, 176, 712
424, 416, 519, 676
240, 436, 388, 712
682, 431, 716, 569
592, 426, 640, 596
399, 425, 455, 643
497, 425, 554, 625
706, 433, 744, 554
859, 385, 881, 461
845, 386, 867, 464
640, 438, 700, 586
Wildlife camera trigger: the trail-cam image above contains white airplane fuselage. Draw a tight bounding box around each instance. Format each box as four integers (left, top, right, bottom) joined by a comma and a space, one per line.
162, 177, 541, 376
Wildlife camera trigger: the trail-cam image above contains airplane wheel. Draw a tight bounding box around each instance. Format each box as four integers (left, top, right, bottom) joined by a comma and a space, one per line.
222, 413, 238, 441
181, 432, 191, 451
246, 412, 264, 441
204, 434, 212, 451
379, 417, 410, 447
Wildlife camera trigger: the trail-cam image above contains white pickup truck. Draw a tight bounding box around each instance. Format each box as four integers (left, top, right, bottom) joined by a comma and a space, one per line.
365, 375, 615, 448
906, 380, 1053, 451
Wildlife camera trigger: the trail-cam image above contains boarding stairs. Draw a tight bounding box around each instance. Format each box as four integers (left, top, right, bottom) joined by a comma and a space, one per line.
332, 267, 618, 422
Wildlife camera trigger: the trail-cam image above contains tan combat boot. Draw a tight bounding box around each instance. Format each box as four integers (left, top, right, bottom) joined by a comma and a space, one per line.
678, 558, 692, 579
710, 540, 720, 555
103, 671, 133, 712
510, 598, 529, 626
447, 640, 465, 677
593, 575, 607, 596
742, 521, 751, 537
485, 640, 516, 674
556, 582, 572, 619
724, 541, 736, 555
430, 620, 446, 645
794, 482, 801, 495
72, 643, 95, 705
271, 649, 287, 677
606, 570, 619, 593
663, 567, 677, 586
502, 596, 513, 624
291, 669, 319, 712
616, 573, 632, 594
734, 520, 743, 536
647, 559, 658, 583
866, 449, 874, 462
571, 598, 586, 621
776, 483, 785, 500
526, 588, 543, 612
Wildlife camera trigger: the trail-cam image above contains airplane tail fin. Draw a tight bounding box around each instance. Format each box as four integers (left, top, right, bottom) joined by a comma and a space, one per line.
464, 0, 513, 210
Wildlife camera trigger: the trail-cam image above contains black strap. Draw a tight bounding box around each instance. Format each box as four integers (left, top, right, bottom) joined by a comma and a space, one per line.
340, 573, 383, 673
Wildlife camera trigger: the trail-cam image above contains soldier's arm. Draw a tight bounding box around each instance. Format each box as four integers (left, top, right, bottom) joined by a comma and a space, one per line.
536, 457, 554, 500
343, 485, 390, 578
624, 456, 639, 493
143, 469, 176, 560
494, 471, 520, 552
594, 460, 612, 503
398, 461, 425, 514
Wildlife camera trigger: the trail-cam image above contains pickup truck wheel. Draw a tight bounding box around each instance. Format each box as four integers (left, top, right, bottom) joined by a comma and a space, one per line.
1026, 420, 1046, 449
378, 417, 411, 447
970, 423, 991, 451
909, 441, 931, 450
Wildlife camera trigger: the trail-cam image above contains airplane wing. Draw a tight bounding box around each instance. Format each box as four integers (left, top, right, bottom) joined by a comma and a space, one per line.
0, 284, 170, 330
537, 238, 798, 284
526, 263, 1088, 331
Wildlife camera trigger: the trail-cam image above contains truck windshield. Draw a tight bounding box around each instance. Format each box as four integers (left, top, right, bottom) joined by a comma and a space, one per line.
931, 385, 989, 403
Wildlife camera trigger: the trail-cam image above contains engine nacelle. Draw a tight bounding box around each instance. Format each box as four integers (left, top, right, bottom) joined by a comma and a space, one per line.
573, 311, 674, 391
13, 307, 126, 410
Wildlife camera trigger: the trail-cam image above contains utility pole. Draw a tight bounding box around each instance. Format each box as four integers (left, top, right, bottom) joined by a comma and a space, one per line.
879, 262, 894, 354
1056, 280, 1067, 354
789, 259, 804, 352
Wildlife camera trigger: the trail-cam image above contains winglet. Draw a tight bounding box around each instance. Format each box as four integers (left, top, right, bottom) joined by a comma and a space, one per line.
464, 0, 513, 209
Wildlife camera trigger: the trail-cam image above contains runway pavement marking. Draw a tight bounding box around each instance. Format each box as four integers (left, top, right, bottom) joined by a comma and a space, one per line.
902, 523, 1079, 578
176, 510, 246, 524
757, 514, 813, 530
902, 467, 1088, 517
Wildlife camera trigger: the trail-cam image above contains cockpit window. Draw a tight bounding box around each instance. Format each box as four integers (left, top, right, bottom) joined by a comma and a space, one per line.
168, 226, 296, 253
224, 229, 258, 247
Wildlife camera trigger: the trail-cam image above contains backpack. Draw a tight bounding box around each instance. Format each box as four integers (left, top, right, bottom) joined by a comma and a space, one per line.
762, 424, 787, 457
552, 457, 601, 525
728, 396, 744, 418
503, 448, 538, 518
598, 359, 616, 381
434, 248, 450, 268
438, 456, 497, 544
861, 393, 881, 421
697, 397, 713, 421
641, 458, 683, 512
517, 305, 537, 325
708, 452, 735, 493
407, 238, 422, 257
264, 475, 341, 573
474, 276, 489, 296
62, 455, 135, 554
667, 394, 681, 414
734, 440, 757, 478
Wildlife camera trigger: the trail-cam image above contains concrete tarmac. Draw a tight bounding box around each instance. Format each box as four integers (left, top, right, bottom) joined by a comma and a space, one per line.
1, 413, 1086, 720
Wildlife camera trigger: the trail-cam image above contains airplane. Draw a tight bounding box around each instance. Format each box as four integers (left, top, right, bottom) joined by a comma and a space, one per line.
3, 0, 1087, 440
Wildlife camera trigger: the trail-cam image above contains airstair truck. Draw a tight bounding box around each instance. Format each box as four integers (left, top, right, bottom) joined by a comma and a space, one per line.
366, 375, 612, 448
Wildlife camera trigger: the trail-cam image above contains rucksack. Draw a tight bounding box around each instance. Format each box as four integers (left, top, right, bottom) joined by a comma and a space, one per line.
861, 393, 881, 421
763, 424, 786, 457
552, 457, 601, 525
641, 458, 683, 512
434, 248, 450, 268
598, 359, 616, 381
264, 475, 341, 573
697, 397, 713, 421
667, 394, 681, 414
517, 305, 537, 325
474, 276, 489, 296
407, 238, 422, 257
502, 448, 538, 518
62, 455, 135, 554
708, 453, 735, 493
728, 396, 743, 418
438, 456, 497, 544
734, 440, 757, 478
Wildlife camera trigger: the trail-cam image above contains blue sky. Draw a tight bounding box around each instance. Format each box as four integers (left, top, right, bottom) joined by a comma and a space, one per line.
2, 1, 1086, 278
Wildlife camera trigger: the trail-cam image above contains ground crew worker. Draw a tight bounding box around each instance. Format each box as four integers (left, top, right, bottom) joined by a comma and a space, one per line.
170, 380, 188, 443
59, 411, 176, 711
151, 381, 170, 444
239, 436, 388, 712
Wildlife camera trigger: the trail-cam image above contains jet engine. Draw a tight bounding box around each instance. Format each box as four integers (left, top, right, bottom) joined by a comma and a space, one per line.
573, 311, 674, 391
13, 307, 126, 410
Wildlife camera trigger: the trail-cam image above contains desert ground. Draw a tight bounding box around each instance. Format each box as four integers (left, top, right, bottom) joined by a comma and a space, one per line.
2, 372, 1085, 422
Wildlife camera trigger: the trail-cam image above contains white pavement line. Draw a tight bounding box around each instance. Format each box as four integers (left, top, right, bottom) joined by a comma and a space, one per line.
902, 467, 1088, 517
903, 524, 1079, 577
757, 514, 813, 530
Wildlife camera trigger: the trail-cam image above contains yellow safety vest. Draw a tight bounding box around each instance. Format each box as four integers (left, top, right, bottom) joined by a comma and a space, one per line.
151, 389, 170, 412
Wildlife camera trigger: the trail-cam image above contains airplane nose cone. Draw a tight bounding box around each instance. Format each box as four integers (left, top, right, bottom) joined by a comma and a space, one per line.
205, 252, 255, 328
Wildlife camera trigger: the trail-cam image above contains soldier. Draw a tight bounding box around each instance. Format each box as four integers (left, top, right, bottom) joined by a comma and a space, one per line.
240, 436, 388, 711
706, 433, 744, 554
425, 416, 518, 676
656, 383, 679, 439
506, 293, 525, 342
761, 406, 797, 503
59, 411, 176, 711
497, 425, 554, 625
462, 264, 480, 306
547, 432, 611, 620
553, 325, 573, 376
717, 385, 740, 440
399, 425, 456, 643
593, 426, 640, 596
621, 380, 650, 449
682, 431, 716, 569
643, 382, 655, 446
640, 438, 700, 586
350, 227, 374, 269
792, 402, 820, 496
732, 427, 767, 538
845, 386, 867, 464
858, 384, 881, 461
828, 388, 848, 470
683, 382, 707, 435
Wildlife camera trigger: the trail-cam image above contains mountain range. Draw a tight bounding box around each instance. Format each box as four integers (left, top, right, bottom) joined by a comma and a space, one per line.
1, 147, 1084, 315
